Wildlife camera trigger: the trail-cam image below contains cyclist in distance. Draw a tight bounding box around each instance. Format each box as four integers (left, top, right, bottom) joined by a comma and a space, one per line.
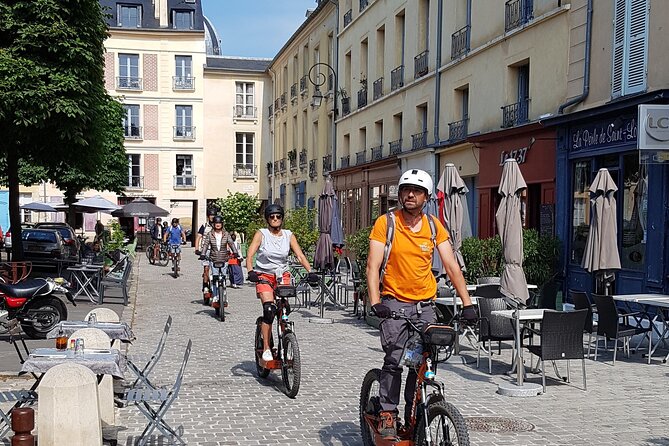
366, 169, 477, 440
199, 215, 238, 295
164, 218, 186, 270
245, 203, 319, 362
196, 207, 218, 296
150, 217, 164, 261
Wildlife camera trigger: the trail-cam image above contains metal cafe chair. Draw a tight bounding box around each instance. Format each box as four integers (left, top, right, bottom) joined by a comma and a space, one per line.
127, 315, 173, 390
122, 339, 192, 446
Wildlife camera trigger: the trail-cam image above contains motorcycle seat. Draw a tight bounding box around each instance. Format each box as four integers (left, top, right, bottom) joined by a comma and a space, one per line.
0, 279, 49, 298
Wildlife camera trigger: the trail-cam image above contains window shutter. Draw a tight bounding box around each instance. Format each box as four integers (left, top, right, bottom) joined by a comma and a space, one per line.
611, 0, 626, 98
625, 0, 648, 94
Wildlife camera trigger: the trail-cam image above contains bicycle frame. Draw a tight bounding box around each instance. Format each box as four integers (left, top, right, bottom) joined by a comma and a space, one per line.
209, 262, 227, 300
256, 278, 294, 370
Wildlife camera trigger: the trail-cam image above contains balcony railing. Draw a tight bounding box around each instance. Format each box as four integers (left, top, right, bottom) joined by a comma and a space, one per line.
341, 97, 351, 116
173, 175, 196, 189
389, 138, 403, 155
234, 164, 257, 179
173, 126, 195, 140
322, 154, 332, 173
290, 83, 298, 100
280, 93, 287, 108
411, 131, 428, 151
357, 88, 368, 109
451, 25, 470, 60
123, 125, 143, 140
373, 78, 383, 100
279, 158, 287, 174
360, 0, 369, 12
289, 155, 297, 172
343, 9, 352, 27
448, 118, 469, 142
300, 75, 308, 94
268, 104, 273, 116
173, 76, 195, 90
505, 0, 533, 32
371, 145, 383, 161
391, 65, 404, 91
273, 160, 280, 174
340, 155, 350, 168
299, 149, 307, 170
116, 76, 142, 90
233, 106, 257, 119
356, 150, 366, 165
126, 175, 144, 189
414, 50, 429, 78
309, 159, 317, 180
267, 162, 273, 175
501, 99, 529, 128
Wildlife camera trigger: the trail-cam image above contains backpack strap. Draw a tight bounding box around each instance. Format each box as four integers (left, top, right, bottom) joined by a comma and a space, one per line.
427, 214, 437, 249
379, 211, 396, 291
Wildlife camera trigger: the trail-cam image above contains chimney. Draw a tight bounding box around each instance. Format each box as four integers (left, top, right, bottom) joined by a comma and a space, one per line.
154, 0, 169, 27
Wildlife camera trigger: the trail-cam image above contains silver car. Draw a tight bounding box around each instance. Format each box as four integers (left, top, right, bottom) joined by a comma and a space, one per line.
21, 229, 68, 267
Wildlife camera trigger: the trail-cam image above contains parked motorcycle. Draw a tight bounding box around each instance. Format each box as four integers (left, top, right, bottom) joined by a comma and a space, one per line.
0, 277, 76, 339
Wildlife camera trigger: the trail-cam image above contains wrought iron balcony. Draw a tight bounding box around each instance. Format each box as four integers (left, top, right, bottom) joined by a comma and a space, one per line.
233, 106, 257, 119
123, 125, 143, 140
359, 0, 369, 12
290, 83, 298, 100
300, 75, 308, 94
356, 150, 366, 165
309, 159, 317, 180
391, 65, 404, 91
280, 93, 287, 108
274, 98, 280, 112
116, 76, 142, 90
357, 88, 368, 109
234, 164, 257, 179
126, 175, 144, 189
173, 175, 196, 189
273, 160, 280, 174
268, 104, 273, 116
173, 126, 195, 140
411, 131, 428, 151
340, 155, 350, 168
289, 155, 297, 172
173, 76, 195, 90
299, 149, 307, 170
343, 9, 352, 27
501, 98, 529, 128
414, 50, 429, 78
371, 145, 383, 161
341, 97, 351, 116
389, 138, 403, 155
448, 118, 469, 142
279, 158, 286, 174
267, 162, 273, 175
322, 154, 332, 173
373, 78, 383, 100
505, 0, 534, 32
451, 25, 470, 60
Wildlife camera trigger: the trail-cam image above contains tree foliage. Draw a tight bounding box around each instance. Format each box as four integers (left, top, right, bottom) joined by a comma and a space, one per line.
215, 192, 260, 235
283, 207, 319, 258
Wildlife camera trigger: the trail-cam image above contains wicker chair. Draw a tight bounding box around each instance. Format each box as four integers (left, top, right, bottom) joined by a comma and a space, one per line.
524, 309, 588, 393
474, 284, 502, 299
570, 290, 596, 358
476, 296, 515, 373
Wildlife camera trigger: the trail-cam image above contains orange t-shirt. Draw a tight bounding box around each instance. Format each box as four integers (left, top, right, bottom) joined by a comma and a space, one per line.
370, 211, 449, 302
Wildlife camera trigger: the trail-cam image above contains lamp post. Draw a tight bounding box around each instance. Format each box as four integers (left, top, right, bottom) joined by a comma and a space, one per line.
308, 62, 338, 173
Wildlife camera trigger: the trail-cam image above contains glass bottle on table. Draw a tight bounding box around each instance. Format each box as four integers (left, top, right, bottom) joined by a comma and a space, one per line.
55, 329, 67, 350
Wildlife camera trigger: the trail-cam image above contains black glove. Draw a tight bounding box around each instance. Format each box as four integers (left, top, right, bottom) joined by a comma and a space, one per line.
247, 271, 259, 283
198, 255, 206, 261
460, 305, 478, 325
195, 250, 201, 256
372, 303, 392, 319
307, 272, 320, 285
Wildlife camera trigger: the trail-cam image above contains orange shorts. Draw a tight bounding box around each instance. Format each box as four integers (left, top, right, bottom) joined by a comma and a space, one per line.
255, 273, 277, 295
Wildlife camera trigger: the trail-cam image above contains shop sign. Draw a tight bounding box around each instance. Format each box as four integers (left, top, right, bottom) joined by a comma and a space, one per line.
499, 145, 530, 165
639, 104, 669, 164
570, 117, 637, 151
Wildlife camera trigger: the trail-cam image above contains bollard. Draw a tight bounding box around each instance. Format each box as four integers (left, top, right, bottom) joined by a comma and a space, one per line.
11, 407, 35, 446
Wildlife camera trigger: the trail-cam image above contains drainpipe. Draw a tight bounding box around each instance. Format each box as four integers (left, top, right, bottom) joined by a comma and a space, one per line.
269, 66, 276, 201
433, 0, 444, 146
331, 0, 339, 174
557, 0, 592, 114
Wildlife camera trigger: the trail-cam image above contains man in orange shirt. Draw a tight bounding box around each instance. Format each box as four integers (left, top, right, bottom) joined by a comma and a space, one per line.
366, 169, 476, 439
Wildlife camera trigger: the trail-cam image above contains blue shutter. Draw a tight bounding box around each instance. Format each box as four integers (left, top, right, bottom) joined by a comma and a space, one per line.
611, 0, 626, 98
625, 0, 648, 94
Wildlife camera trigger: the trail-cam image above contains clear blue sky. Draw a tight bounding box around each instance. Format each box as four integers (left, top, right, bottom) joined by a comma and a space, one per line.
202, 0, 318, 59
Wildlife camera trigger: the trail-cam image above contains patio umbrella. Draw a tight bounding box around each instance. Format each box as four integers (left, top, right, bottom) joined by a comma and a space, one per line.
71, 195, 120, 212
20, 201, 58, 212
424, 196, 444, 276
112, 198, 169, 218
330, 192, 344, 249
581, 168, 620, 294
496, 158, 529, 306
314, 179, 336, 271
436, 163, 468, 271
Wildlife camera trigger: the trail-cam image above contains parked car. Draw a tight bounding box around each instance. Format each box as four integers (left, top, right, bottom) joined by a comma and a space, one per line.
4, 223, 35, 253
33, 222, 80, 261
20, 228, 68, 267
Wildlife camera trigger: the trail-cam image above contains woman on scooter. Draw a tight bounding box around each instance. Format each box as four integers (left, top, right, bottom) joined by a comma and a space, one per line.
245, 204, 318, 362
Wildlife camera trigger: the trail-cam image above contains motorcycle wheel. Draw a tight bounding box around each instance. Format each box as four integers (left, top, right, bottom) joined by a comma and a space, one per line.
21, 296, 65, 339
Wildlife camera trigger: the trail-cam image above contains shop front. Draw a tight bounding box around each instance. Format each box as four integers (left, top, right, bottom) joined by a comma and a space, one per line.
473, 124, 557, 239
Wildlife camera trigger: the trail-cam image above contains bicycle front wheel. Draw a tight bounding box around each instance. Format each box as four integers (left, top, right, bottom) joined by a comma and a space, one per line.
158, 249, 169, 267
254, 317, 270, 378
281, 332, 301, 398
219, 285, 226, 322
173, 257, 178, 277
415, 401, 470, 446
146, 246, 155, 264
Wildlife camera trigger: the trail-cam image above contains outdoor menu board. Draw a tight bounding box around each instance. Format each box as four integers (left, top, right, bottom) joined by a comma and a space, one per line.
540, 204, 554, 236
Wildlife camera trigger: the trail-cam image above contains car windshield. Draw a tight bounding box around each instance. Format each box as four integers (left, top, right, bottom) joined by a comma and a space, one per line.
38, 226, 71, 240
22, 230, 57, 243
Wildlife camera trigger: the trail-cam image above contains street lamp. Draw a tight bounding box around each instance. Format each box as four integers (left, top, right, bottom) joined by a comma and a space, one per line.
308, 62, 336, 114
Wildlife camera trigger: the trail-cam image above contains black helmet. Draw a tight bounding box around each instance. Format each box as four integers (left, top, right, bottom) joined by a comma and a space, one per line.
212, 215, 224, 224
264, 204, 284, 221
206, 207, 218, 216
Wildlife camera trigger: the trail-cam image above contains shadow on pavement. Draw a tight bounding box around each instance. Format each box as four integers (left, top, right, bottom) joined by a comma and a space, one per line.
318, 421, 361, 446
230, 360, 284, 395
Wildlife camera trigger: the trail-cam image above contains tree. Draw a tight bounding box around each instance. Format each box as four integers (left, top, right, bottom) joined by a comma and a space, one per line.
0, 0, 125, 259
216, 192, 260, 235
283, 207, 319, 258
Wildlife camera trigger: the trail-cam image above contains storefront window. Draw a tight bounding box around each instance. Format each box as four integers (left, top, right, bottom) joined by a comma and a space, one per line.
370, 186, 380, 222
353, 188, 362, 231
571, 160, 591, 264
621, 154, 647, 270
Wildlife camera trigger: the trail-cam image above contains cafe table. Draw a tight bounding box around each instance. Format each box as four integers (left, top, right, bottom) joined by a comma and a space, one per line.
46, 321, 135, 343
67, 264, 104, 304
612, 294, 669, 362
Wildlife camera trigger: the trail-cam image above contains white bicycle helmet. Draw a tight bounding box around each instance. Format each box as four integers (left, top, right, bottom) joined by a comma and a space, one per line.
398, 169, 434, 197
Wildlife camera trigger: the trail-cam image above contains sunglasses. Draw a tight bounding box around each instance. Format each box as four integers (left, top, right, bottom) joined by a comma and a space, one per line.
268, 214, 283, 220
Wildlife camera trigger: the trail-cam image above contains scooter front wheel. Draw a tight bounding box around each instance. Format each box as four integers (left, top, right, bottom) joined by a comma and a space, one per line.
415, 401, 470, 446
281, 332, 301, 398
359, 368, 382, 446
254, 317, 270, 378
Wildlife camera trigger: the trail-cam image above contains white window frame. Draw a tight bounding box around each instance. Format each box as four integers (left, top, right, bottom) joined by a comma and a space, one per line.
235, 82, 255, 117
175, 55, 192, 77
128, 154, 141, 187
173, 10, 194, 30
612, 0, 648, 98
117, 4, 141, 28
122, 104, 141, 138
175, 105, 193, 138
235, 132, 255, 166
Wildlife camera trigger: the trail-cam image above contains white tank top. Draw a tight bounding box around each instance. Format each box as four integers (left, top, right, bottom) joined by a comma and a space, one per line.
255, 228, 292, 275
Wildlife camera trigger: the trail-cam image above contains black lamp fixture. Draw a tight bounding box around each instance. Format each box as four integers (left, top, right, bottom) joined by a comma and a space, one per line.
308, 62, 337, 114
311, 88, 324, 108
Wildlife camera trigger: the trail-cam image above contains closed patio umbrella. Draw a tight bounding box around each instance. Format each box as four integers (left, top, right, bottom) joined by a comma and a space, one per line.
581, 168, 620, 295
436, 163, 468, 271
314, 179, 336, 271
496, 158, 529, 306
20, 202, 58, 212
112, 198, 169, 218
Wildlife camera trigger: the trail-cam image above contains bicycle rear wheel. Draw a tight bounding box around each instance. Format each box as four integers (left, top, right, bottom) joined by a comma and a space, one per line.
281, 331, 301, 398
254, 317, 270, 378
359, 368, 382, 446
415, 401, 470, 446
146, 246, 155, 264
